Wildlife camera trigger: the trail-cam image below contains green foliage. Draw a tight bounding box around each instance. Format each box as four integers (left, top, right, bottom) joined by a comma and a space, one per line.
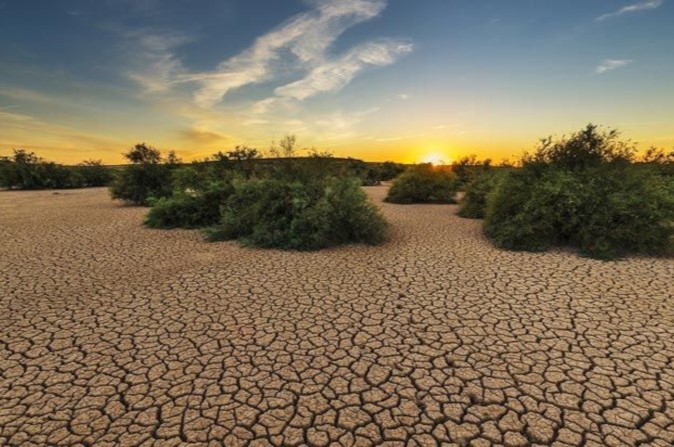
124, 143, 162, 164
347, 160, 407, 186
571, 168, 674, 259
76, 160, 112, 187
377, 161, 407, 181
452, 155, 492, 187
385, 164, 458, 204
0, 149, 112, 189
458, 170, 504, 219
145, 182, 234, 229
110, 164, 173, 205
209, 177, 387, 250
210, 145, 260, 178
484, 169, 585, 252
109, 144, 174, 205
523, 124, 634, 170
483, 125, 674, 259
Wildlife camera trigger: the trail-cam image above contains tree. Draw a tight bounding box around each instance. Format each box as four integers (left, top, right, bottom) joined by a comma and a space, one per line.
110, 144, 172, 204
124, 143, 162, 164
226, 146, 260, 161
166, 150, 182, 165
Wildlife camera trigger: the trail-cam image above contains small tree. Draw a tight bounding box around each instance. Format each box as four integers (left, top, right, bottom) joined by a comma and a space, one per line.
523, 124, 634, 170
226, 145, 260, 178
124, 143, 162, 164
452, 155, 492, 187
110, 144, 172, 205
165, 150, 182, 166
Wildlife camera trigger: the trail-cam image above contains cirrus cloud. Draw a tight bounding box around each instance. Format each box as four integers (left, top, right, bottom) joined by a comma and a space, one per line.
595, 0, 664, 22
274, 39, 413, 100
595, 59, 633, 74
174, 0, 411, 108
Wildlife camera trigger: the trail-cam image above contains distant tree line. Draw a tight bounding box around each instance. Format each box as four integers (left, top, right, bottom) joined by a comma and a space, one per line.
0, 149, 112, 189
0, 144, 406, 193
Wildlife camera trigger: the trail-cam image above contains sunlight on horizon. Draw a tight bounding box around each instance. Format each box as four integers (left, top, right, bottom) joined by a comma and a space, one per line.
420, 152, 451, 166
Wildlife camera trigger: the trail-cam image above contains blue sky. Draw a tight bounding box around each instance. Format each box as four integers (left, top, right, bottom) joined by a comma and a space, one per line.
1, 0, 672, 163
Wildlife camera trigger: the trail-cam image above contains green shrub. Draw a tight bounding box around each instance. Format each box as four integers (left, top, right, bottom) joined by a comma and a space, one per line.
346, 160, 406, 186
377, 161, 407, 181
109, 144, 174, 205
110, 164, 173, 205
385, 164, 458, 204
209, 177, 387, 250
571, 168, 674, 259
452, 155, 492, 188
0, 149, 99, 189
458, 171, 503, 219
145, 182, 234, 229
483, 125, 674, 259
76, 160, 112, 187
484, 169, 586, 252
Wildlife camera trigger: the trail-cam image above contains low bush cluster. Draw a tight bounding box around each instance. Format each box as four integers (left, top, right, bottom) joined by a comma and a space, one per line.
145, 181, 234, 229
347, 160, 407, 186
385, 164, 458, 204
0, 150, 112, 189
457, 170, 504, 219
208, 177, 387, 250
482, 125, 674, 259
139, 136, 389, 251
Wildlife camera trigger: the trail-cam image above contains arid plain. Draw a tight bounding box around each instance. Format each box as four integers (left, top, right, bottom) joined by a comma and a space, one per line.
1, 187, 673, 447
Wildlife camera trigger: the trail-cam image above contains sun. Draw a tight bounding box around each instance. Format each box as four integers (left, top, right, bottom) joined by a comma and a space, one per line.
420, 153, 450, 166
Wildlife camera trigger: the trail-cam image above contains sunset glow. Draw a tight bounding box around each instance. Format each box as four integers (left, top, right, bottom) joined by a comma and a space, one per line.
1, 1, 673, 164
420, 153, 450, 166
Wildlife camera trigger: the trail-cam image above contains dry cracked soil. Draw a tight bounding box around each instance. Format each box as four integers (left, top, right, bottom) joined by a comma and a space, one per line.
1, 186, 673, 447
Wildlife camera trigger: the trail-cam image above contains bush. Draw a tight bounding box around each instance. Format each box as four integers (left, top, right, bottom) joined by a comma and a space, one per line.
76, 160, 112, 187
0, 149, 98, 189
385, 164, 458, 204
452, 155, 492, 188
484, 169, 586, 252
346, 160, 406, 186
145, 182, 234, 229
458, 170, 503, 219
377, 161, 407, 181
209, 177, 387, 250
571, 168, 674, 259
109, 144, 174, 205
110, 164, 172, 205
483, 125, 674, 259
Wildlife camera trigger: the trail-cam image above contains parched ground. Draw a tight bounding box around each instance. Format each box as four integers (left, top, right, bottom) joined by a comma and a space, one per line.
1, 187, 673, 447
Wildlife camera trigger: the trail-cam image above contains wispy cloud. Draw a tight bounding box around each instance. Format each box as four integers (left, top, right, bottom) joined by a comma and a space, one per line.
595, 0, 664, 22
125, 29, 192, 93
275, 39, 412, 100
595, 59, 633, 74
177, 0, 410, 107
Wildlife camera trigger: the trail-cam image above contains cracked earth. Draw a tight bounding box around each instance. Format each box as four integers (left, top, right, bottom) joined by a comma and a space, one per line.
1, 186, 673, 447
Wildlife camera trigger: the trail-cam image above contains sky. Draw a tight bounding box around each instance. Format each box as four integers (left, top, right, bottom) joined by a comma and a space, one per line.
0, 0, 673, 164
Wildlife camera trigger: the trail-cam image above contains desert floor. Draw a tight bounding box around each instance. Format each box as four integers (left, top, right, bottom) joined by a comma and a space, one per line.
1, 186, 673, 447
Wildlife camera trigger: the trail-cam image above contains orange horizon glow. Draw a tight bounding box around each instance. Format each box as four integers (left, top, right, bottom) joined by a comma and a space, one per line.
0, 138, 670, 166
0, 126, 672, 166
